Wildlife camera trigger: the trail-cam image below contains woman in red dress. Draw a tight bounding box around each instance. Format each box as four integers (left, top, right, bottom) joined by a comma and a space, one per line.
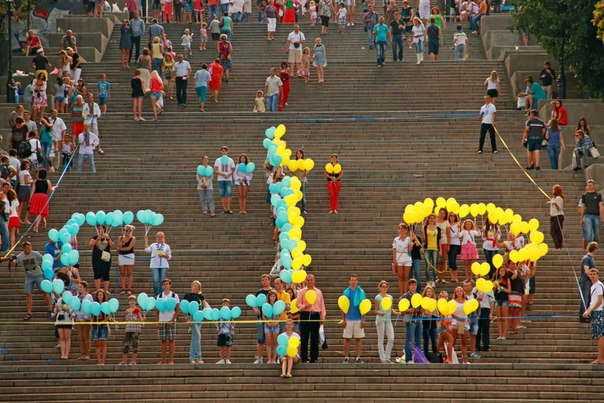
28, 169, 54, 233
278, 61, 291, 112
208, 58, 224, 103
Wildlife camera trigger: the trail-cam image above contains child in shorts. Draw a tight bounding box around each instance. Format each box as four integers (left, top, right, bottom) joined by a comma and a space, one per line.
120, 295, 143, 365
337, 2, 347, 32
216, 298, 235, 364
181, 28, 193, 56
199, 23, 208, 50
96, 74, 110, 114
92, 289, 110, 365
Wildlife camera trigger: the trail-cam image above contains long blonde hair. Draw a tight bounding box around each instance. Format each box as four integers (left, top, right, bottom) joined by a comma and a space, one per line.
490, 70, 499, 82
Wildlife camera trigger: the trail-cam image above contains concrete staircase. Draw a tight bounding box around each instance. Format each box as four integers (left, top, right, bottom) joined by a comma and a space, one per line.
0, 5, 600, 401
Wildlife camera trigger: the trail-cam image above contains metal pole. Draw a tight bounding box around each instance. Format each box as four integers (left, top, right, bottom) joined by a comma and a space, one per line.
558, 42, 566, 99
6, 0, 15, 103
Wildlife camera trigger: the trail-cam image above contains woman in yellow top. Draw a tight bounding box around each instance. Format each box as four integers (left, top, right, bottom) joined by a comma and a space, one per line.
163, 53, 175, 100
435, 208, 451, 284
423, 213, 441, 289
151, 36, 164, 74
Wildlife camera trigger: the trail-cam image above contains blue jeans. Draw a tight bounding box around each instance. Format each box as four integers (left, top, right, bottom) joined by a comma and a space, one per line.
583, 214, 601, 243
152, 57, 163, 73
267, 94, 278, 112
209, 5, 220, 21
375, 40, 386, 66
258, 8, 265, 23
424, 250, 437, 283
256, 320, 266, 344
405, 321, 423, 362
152, 267, 167, 296
411, 258, 421, 291
77, 153, 96, 172
483, 249, 497, 277
392, 35, 404, 61
199, 189, 215, 213
297, 182, 307, 212
41, 141, 52, 170
367, 28, 375, 48
455, 44, 465, 61
0, 218, 9, 252
414, 40, 424, 53
422, 325, 437, 356
189, 323, 202, 360
547, 144, 561, 169
470, 13, 483, 31
231, 11, 242, 23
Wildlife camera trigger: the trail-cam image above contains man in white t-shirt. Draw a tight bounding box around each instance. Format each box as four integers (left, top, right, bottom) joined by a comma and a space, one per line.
583, 268, 604, 363
477, 95, 497, 154
156, 278, 180, 364
286, 25, 306, 73
214, 145, 236, 214
50, 109, 67, 171
77, 122, 99, 173
174, 54, 192, 106
453, 25, 468, 62
264, 68, 283, 112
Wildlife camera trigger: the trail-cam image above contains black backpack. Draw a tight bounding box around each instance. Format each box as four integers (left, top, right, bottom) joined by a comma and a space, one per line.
17, 140, 32, 159
0, 164, 10, 180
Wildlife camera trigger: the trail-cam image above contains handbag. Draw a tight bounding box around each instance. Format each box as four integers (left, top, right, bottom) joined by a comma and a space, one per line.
101, 250, 111, 262
590, 147, 600, 159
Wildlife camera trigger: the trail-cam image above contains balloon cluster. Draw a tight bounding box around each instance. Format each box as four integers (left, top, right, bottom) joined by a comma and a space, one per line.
84, 210, 135, 228
277, 332, 300, 358
196, 166, 213, 177
237, 162, 256, 173
44, 212, 86, 270
324, 163, 342, 174
41, 278, 120, 316
263, 125, 313, 285
135, 210, 164, 235
244, 293, 286, 318
337, 295, 372, 316
178, 299, 242, 323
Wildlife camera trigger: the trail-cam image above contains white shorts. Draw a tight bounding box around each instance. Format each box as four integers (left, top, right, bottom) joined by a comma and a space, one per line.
343, 320, 365, 339
288, 49, 302, 64
267, 18, 277, 33
396, 257, 412, 266
118, 253, 135, 266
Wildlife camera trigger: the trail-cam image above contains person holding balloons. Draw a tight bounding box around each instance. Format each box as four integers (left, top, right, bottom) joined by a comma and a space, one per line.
400, 278, 423, 364
156, 278, 180, 365
263, 290, 281, 364
374, 280, 397, 363
196, 155, 216, 217
325, 153, 342, 214
117, 224, 137, 295
216, 298, 236, 364
423, 213, 440, 288
120, 295, 143, 365
54, 293, 75, 359
493, 266, 511, 340
421, 285, 438, 359
481, 218, 500, 278
392, 223, 413, 297
296, 274, 326, 363
234, 154, 254, 214
214, 146, 236, 214
450, 286, 470, 364
183, 280, 211, 364
74, 281, 93, 360
341, 274, 366, 363
144, 231, 172, 297
278, 319, 300, 377
88, 224, 115, 294
92, 289, 110, 365
436, 290, 455, 363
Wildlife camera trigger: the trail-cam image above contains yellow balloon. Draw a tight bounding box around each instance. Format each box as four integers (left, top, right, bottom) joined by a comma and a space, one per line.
463, 299, 479, 315
512, 214, 522, 223
504, 208, 514, 221
528, 218, 540, 231
294, 190, 303, 201
471, 262, 481, 276
292, 270, 307, 284
297, 240, 307, 252
494, 207, 505, 224
288, 160, 299, 172
292, 258, 303, 270
436, 197, 446, 208
291, 248, 303, 260
398, 298, 410, 312
338, 295, 350, 314
403, 212, 415, 225
469, 204, 479, 217
304, 159, 315, 171
325, 163, 334, 173
286, 345, 297, 357
486, 203, 496, 213
476, 277, 486, 291
479, 262, 491, 276
288, 228, 302, 239
288, 206, 301, 217
424, 198, 435, 210
381, 297, 393, 311
290, 299, 299, 314
520, 222, 530, 235
477, 203, 487, 215
492, 254, 504, 269
517, 248, 528, 262
538, 242, 549, 257
285, 195, 297, 207
446, 198, 457, 213
288, 336, 300, 348
302, 254, 312, 266
333, 164, 342, 174
275, 124, 286, 138
421, 297, 436, 312
510, 221, 521, 236
488, 210, 498, 225
437, 298, 449, 316
411, 293, 423, 309
509, 250, 519, 263
295, 216, 305, 228
459, 204, 470, 218
305, 290, 317, 305
280, 156, 290, 167
447, 300, 458, 315
290, 176, 301, 189
530, 230, 544, 244
359, 299, 372, 316
481, 280, 494, 293
428, 299, 437, 313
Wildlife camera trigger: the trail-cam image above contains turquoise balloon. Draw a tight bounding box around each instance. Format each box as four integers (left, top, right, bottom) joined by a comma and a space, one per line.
193, 310, 204, 322
196, 165, 204, 175
271, 194, 282, 207
59, 229, 71, 244
81, 299, 92, 314
136, 210, 145, 224
261, 303, 273, 318
100, 302, 111, 315
108, 298, 119, 313
282, 176, 291, 187
61, 243, 72, 254
166, 298, 177, 311
69, 297, 81, 311
60, 253, 71, 266
246, 162, 256, 173
144, 298, 156, 311
263, 138, 273, 149
277, 345, 287, 357
48, 229, 59, 242
189, 300, 200, 313
273, 300, 286, 316
61, 291, 73, 304
85, 212, 96, 226
43, 268, 53, 280
123, 211, 134, 225
203, 307, 213, 321
220, 306, 231, 320
281, 223, 293, 233
105, 212, 115, 227
95, 210, 106, 225
211, 308, 220, 321
237, 162, 246, 172
155, 298, 166, 312
277, 333, 289, 346
288, 239, 298, 251
67, 224, 80, 236
151, 213, 164, 226
52, 279, 64, 294
69, 250, 80, 266
179, 300, 190, 315
42, 253, 54, 264
91, 302, 101, 316
72, 213, 85, 226
42, 260, 53, 271
220, 155, 228, 165
265, 127, 275, 139
40, 280, 52, 293
280, 254, 292, 270
279, 269, 293, 284
255, 293, 267, 307
245, 294, 256, 308
137, 293, 148, 307
230, 306, 241, 319
204, 166, 213, 177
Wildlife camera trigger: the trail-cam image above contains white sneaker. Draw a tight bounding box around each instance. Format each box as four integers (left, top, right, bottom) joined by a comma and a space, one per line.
225, 359, 232, 364
253, 358, 262, 364
216, 359, 225, 364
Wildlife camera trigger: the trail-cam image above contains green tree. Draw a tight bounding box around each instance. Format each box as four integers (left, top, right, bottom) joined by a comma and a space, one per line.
514, 0, 604, 99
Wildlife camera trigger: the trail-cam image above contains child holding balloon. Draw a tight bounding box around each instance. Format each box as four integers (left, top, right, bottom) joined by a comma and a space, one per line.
54, 294, 75, 359
234, 154, 254, 214
120, 295, 143, 365
278, 319, 300, 378
459, 219, 480, 282
263, 290, 281, 364
216, 298, 235, 364
92, 289, 110, 365
325, 154, 342, 214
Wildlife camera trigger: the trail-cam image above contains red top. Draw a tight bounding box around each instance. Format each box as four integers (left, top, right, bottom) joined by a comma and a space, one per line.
150, 77, 163, 92
27, 35, 41, 48
557, 106, 568, 126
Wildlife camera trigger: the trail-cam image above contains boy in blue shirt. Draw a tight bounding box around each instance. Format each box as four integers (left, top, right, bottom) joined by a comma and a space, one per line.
341, 274, 366, 363
96, 74, 111, 114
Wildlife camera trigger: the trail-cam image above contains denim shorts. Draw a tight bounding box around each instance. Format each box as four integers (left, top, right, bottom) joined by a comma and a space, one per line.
92, 324, 109, 340
98, 97, 107, 105
468, 317, 479, 335
218, 180, 232, 197
150, 91, 162, 99
264, 324, 280, 334
24, 273, 43, 293
256, 320, 266, 344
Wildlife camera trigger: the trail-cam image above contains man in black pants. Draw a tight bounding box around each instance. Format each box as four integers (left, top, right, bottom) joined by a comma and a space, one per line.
130, 11, 146, 65
296, 274, 326, 363
477, 95, 498, 154
173, 54, 191, 106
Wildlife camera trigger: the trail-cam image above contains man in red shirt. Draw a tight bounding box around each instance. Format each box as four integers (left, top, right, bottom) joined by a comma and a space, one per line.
25, 30, 42, 56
